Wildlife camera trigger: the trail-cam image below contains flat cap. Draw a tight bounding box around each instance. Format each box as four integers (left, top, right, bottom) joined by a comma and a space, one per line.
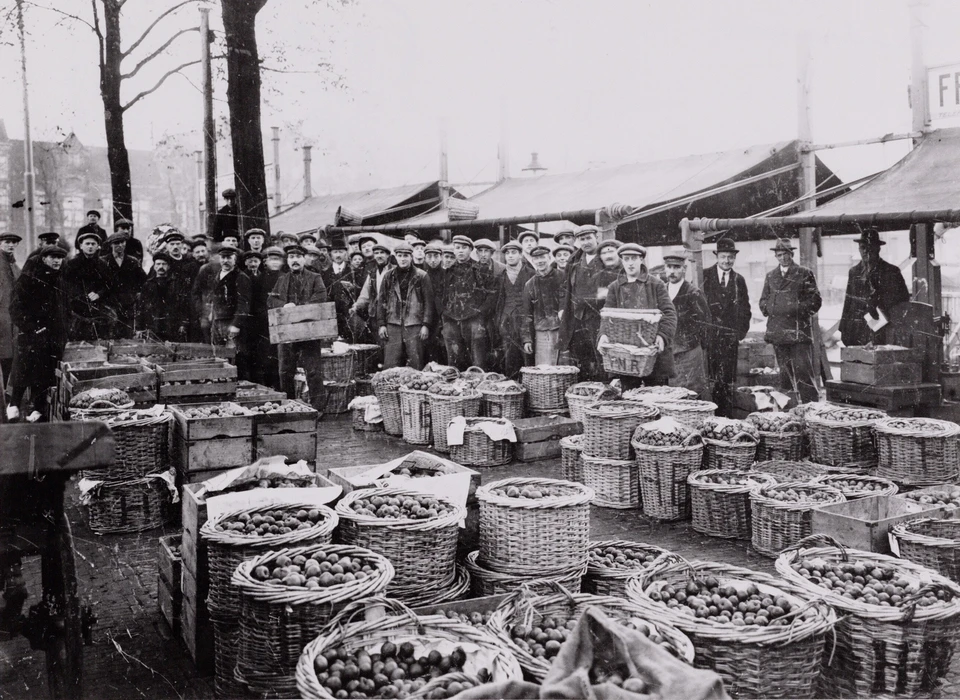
597, 239, 622, 253
106, 232, 129, 245
501, 241, 522, 254
221, 188, 236, 198
358, 235, 378, 247
76, 231, 102, 246
279, 231, 299, 241
411, 239, 426, 248
451, 235, 474, 248
554, 225, 575, 239
241, 250, 263, 263
263, 246, 285, 258
244, 228, 267, 239
441, 244, 456, 255
188, 237, 209, 249
393, 243, 413, 255
40, 244, 68, 258
474, 238, 496, 251
529, 245, 552, 257
315, 238, 330, 249
372, 243, 390, 254
517, 230, 539, 243
38, 231, 60, 242
425, 241, 443, 253
162, 230, 185, 243
575, 225, 600, 238
554, 244, 575, 254
302, 244, 321, 256
152, 251, 173, 264
114, 219, 133, 229
0, 232, 23, 243
298, 231, 318, 242
662, 248, 688, 264
617, 243, 647, 257
284, 244, 306, 256
217, 244, 241, 256
85, 209, 101, 218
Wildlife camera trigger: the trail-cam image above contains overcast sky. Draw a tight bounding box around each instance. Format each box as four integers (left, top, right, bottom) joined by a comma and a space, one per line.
3, 0, 960, 197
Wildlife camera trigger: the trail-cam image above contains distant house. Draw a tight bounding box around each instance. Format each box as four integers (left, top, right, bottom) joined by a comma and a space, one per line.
0, 120, 199, 257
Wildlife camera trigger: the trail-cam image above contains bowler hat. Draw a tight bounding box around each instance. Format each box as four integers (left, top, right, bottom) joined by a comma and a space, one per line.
76, 231, 102, 246
618, 243, 647, 257
0, 232, 23, 243
451, 235, 474, 248
771, 238, 796, 252
714, 238, 739, 254
40, 244, 67, 259
854, 228, 886, 247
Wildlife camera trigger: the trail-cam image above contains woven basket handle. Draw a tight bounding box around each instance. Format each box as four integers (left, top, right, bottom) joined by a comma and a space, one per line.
729, 430, 759, 444
517, 578, 577, 604
680, 432, 701, 447
322, 596, 417, 634
638, 552, 693, 587
784, 534, 850, 562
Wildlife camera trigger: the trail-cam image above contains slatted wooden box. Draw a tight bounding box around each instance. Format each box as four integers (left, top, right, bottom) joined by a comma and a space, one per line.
63, 363, 159, 406
512, 415, 583, 462
170, 402, 255, 476
158, 535, 182, 634
268, 302, 338, 344
157, 360, 238, 401
251, 399, 318, 462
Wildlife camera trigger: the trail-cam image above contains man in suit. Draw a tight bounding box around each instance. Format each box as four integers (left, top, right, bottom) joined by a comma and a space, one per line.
101, 231, 146, 338
702, 237, 752, 416
558, 225, 609, 380
494, 241, 535, 377
211, 188, 240, 243
207, 244, 251, 349
759, 238, 822, 404
662, 251, 711, 398
0, 232, 22, 387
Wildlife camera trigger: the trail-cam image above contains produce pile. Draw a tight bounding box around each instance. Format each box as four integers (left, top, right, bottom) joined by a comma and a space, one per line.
693, 471, 767, 487
178, 402, 250, 418
161, 377, 231, 386
428, 381, 476, 397
818, 477, 894, 495
746, 412, 801, 433
400, 372, 442, 391
648, 577, 810, 627
902, 488, 960, 509
249, 550, 380, 589
372, 367, 421, 390
816, 407, 887, 423
631, 416, 701, 447
248, 401, 310, 414
567, 381, 619, 399
69, 387, 131, 408
229, 475, 319, 491
476, 379, 523, 394
347, 494, 457, 520
390, 465, 447, 479
311, 641, 485, 699
213, 507, 327, 536
879, 417, 956, 435
438, 609, 492, 628
589, 543, 661, 571
700, 417, 758, 443
788, 557, 954, 607
113, 353, 171, 364
491, 484, 566, 499
760, 485, 840, 504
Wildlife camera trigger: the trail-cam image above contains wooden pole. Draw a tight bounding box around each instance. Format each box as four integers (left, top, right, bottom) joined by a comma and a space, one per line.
16, 0, 36, 249
439, 119, 449, 209
272, 126, 282, 214
200, 7, 217, 236
302, 145, 312, 201
909, 0, 929, 136
681, 218, 703, 289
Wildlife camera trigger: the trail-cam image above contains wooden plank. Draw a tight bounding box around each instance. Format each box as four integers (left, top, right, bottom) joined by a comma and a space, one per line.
825, 380, 942, 411
180, 567, 214, 672
72, 370, 157, 394
179, 522, 208, 584
257, 432, 317, 462
109, 341, 174, 360
159, 364, 237, 383
840, 345, 923, 365
157, 575, 181, 634
840, 361, 922, 386
512, 416, 582, 443
170, 404, 254, 440
268, 302, 338, 344
516, 438, 563, 462
174, 435, 254, 473
158, 535, 182, 589
269, 318, 339, 344
0, 421, 116, 476
160, 381, 237, 399
173, 343, 237, 361
178, 466, 239, 486
253, 400, 318, 434
268, 302, 336, 325
67, 364, 144, 381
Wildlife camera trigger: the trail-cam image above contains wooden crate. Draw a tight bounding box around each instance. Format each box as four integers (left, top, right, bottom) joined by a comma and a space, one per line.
235, 381, 287, 404
180, 566, 213, 672
158, 361, 238, 401
840, 361, 922, 386
62, 341, 109, 364
512, 415, 582, 462
252, 400, 318, 462
173, 434, 254, 474
268, 302, 338, 344
170, 403, 255, 441
109, 340, 175, 362
811, 495, 947, 554
173, 343, 237, 362
158, 534, 182, 589
66, 367, 158, 406
840, 345, 924, 365
158, 575, 181, 635
327, 453, 480, 500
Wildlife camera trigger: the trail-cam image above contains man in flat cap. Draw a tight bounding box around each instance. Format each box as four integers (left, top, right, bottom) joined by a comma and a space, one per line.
517, 230, 539, 269
76, 209, 107, 246
376, 243, 434, 370
662, 249, 711, 398
554, 226, 575, 250
211, 188, 240, 243
114, 219, 143, 261
299, 230, 318, 248
493, 241, 534, 377
439, 235, 497, 369
441, 244, 456, 270
350, 243, 393, 342
137, 251, 187, 341
314, 237, 332, 273
521, 245, 564, 365
63, 231, 114, 340
207, 244, 250, 353
268, 244, 329, 414
838, 228, 909, 347
759, 238, 822, 403
597, 243, 677, 388
189, 237, 210, 266
23, 231, 68, 275
553, 244, 574, 272
8, 245, 68, 421
101, 230, 146, 338
475, 239, 505, 277
323, 237, 349, 289
702, 237, 752, 416
411, 238, 427, 270
0, 232, 22, 386
245, 228, 267, 255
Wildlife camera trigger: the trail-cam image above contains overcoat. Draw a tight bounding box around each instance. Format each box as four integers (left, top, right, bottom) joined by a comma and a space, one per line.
759, 263, 822, 345
0, 251, 21, 360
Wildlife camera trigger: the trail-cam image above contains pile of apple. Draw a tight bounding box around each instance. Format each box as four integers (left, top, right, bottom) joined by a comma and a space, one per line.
390, 465, 445, 479
251, 550, 379, 590
903, 488, 960, 509
589, 543, 662, 571
312, 641, 489, 699
648, 576, 809, 627
820, 477, 892, 495
819, 407, 886, 423
759, 486, 840, 504
437, 609, 492, 627
248, 401, 307, 414
179, 403, 250, 418
632, 417, 700, 447
509, 612, 679, 661
428, 381, 475, 397
347, 494, 456, 520
694, 471, 767, 487
401, 372, 441, 391
701, 417, 759, 443
213, 507, 326, 536
747, 412, 801, 433
789, 557, 954, 607
492, 484, 566, 499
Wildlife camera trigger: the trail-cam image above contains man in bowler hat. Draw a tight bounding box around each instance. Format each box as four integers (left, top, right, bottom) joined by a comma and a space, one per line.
838, 228, 909, 347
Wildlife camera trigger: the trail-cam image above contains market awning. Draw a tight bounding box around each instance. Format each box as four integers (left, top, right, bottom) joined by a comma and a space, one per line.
270, 181, 445, 237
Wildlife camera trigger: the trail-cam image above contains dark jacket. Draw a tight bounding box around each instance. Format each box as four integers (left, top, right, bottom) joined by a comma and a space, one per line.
63, 253, 114, 334
10, 260, 68, 388
838, 258, 910, 347
521, 267, 564, 346
76, 222, 107, 245
268, 268, 328, 308
759, 263, 822, 345
377, 266, 435, 328
671, 281, 711, 353
495, 265, 535, 334
0, 251, 21, 360
558, 251, 610, 351
600, 268, 678, 378
191, 260, 220, 324
211, 202, 239, 243
210, 268, 251, 328
441, 260, 496, 321
702, 264, 751, 345
137, 276, 187, 341
101, 253, 146, 316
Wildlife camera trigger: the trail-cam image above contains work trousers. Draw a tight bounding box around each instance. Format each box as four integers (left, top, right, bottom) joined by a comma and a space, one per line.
499, 319, 528, 379
706, 335, 739, 417
569, 313, 603, 381
278, 340, 327, 414
672, 345, 709, 399
383, 324, 425, 370
773, 342, 819, 404
443, 316, 488, 370
534, 330, 560, 366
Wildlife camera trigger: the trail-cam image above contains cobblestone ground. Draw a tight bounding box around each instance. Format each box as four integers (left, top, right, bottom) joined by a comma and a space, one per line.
1, 414, 959, 699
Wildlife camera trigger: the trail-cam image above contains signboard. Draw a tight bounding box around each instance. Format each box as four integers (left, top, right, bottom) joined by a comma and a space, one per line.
928, 62, 960, 127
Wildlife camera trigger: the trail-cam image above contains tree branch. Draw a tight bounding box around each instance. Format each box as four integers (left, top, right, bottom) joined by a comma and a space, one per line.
121, 25, 198, 80
121, 0, 203, 59
91, 0, 104, 71
19, 0, 96, 32
122, 59, 200, 111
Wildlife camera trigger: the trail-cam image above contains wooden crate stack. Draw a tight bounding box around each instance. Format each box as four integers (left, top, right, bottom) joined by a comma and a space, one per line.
737, 336, 777, 385
157, 534, 183, 634
157, 359, 238, 403
57, 361, 158, 417
840, 345, 923, 386
250, 400, 319, 463
511, 415, 583, 462
180, 486, 213, 671
170, 403, 256, 485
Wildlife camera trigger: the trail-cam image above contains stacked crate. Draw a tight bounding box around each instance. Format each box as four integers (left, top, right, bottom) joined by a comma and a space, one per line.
840, 345, 923, 386
157, 535, 183, 634
170, 403, 256, 484
156, 359, 238, 403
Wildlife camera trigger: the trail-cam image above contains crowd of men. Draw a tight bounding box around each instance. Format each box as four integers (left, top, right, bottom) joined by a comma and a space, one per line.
0, 186, 908, 422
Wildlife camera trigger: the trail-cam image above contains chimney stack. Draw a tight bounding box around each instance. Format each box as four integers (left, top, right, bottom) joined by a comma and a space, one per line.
302, 145, 313, 200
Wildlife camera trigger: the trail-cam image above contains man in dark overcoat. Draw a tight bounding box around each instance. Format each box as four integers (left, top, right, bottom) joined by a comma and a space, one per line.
662, 251, 711, 398
207, 245, 251, 349
759, 238, 822, 403
76, 209, 107, 246
438, 235, 497, 369
211, 188, 240, 243
702, 238, 752, 416
101, 231, 146, 338
63, 231, 114, 340
558, 225, 609, 380
494, 241, 534, 377
0, 232, 22, 387
376, 243, 434, 370
136, 252, 187, 341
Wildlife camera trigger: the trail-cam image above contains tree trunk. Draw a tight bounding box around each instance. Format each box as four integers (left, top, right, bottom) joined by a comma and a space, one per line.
100, 0, 133, 225
221, 0, 270, 236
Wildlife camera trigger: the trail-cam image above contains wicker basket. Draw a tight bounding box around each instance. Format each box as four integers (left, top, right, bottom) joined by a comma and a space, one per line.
335, 487, 466, 604
354, 375, 374, 397
85, 476, 171, 534
632, 433, 703, 522
582, 454, 639, 509
397, 564, 471, 608
74, 410, 172, 480
371, 368, 420, 435
806, 407, 886, 470
449, 417, 514, 467
213, 620, 242, 698
600, 343, 658, 377
476, 477, 593, 575
582, 400, 659, 460
688, 469, 776, 540
621, 386, 697, 403
399, 386, 432, 445
652, 399, 717, 430
750, 459, 827, 483
812, 473, 898, 499
776, 536, 960, 698
599, 307, 662, 345
564, 382, 621, 424
320, 348, 355, 383
348, 343, 382, 376
464, 550, 585, 597
349, 397, 381, 432
891, 518, 960, 583
520, 365, 579, 411
626, 556, 836, 699
749, 482, 846, 557
874, 417, 960, 486
746, 412, 805, 462
559, 435, 584, 483
702, 436, 758, 471
478, 381, 526, 420
233, 544, 394, 699
295, 598, 523, 700
487, 581, 694, 682
583, 540, 670, 597
427, 389, 481, 452
200, 503, 339, 622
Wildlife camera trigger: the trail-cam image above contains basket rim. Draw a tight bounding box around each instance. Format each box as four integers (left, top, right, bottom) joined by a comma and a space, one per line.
583, 400, 659, 418
891, 517, 960, 545
701, 435, 759, 447
599, 308, 664, 320
231, 543, 394, 604
621, 386, 697, 402
631, 438, 703, 452
520, 365, 580, 376
652, 399, 718, 412
335, 487, 466, 530
426, 389, 482, 400
811, 473, 899, 497
874, 416, 960, 438
687, 469, 776, 493
465, 550, 587, 582
749, 482, 846, 510
200, 503, 338, 545
586, 540, 671, 579
806, 408, 887, 428
476, 477, 594, 508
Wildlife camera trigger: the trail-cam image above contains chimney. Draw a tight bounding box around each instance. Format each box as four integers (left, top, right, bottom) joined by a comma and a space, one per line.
302, 145, 312, 200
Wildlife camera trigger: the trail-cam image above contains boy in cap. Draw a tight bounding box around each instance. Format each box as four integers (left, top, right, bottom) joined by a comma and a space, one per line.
77, 209, 107, 246
553, 244, 574, 272
474, 239, 505, 277
554, 226, 575, 249
521, 245, 564, 365
597, 243, 678, 388
245, 228, 267, 254
376, 243, 434, 370
101, 230, 146, 338
838, 228, 909, 347
759, 238, 822, 403
517, 230, 539, 267
439, 235, 497, 369
211, 187, 239, 243
411, 238, 427, 269
0, 232, 22, 385
493, 241, 534, 376
702, 237, 751, 416
63, 230, 113, 340
268, 244, 329, 414
558, 225, 612, 380
441, 244, 456, 270
137, 251, 187, 341
662, 250, 711, 398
